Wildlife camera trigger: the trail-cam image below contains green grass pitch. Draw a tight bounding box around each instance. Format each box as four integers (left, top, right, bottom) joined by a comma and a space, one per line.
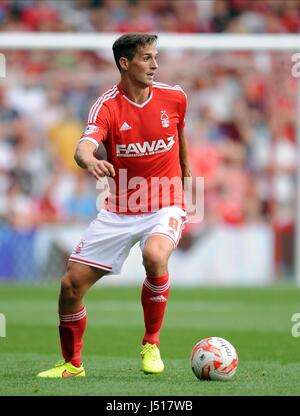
0, 283, 300, 396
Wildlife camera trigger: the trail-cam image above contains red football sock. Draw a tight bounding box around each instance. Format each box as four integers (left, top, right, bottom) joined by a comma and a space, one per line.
59, 306, 87, 368
141, 273, 170, 347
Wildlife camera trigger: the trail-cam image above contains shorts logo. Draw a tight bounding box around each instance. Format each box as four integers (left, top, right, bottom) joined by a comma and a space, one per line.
75, 240, 85, 254
168, 217, 179, 231
84, 124, 99, 135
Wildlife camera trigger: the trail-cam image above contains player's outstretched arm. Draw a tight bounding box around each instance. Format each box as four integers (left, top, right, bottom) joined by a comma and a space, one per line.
74, 141, 115, 180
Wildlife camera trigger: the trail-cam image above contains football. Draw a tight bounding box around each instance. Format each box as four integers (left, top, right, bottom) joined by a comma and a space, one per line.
191, 337, 238, 381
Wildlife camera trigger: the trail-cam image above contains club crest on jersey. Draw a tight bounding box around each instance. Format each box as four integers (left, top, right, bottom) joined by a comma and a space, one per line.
160, 110, 169, 128
116, 136, 175, 157
84, 124, 99, 135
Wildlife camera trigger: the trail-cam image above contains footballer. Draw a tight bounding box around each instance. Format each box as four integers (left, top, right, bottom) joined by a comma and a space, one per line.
37, 33, 191, 378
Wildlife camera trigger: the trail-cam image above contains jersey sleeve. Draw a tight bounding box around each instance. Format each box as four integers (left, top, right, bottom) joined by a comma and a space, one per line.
177, 88, 187, 130
79, 100, 111, 148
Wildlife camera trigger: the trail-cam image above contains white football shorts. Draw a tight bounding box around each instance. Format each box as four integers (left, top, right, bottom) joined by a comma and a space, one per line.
69, 206, 187, 274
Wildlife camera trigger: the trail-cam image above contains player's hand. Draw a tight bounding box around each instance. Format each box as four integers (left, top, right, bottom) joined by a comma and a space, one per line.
86, 158, 115, 180
182, 167, 192, 179
181, 167, 192, 190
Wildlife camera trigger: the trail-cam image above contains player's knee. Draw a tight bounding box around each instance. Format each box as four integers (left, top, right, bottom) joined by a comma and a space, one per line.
143, 249, 167, 272
60, 273, 84, 303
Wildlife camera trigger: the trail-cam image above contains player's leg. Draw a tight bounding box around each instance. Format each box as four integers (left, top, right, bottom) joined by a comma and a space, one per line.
37, 261, 107, 378
59, 259, 107, 314
139, 206, 186, 373
38, 209, 135, 378
58, 261, 107, 364
140, 235, 174, 373
142, 234, 174, 346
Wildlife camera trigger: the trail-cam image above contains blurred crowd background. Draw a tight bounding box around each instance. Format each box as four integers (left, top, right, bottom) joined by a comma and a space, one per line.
1, 0, 300, 33
0, 0, 297, 282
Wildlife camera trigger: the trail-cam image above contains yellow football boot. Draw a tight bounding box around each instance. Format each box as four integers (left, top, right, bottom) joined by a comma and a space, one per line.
141, 343, 164, 374
37, 360, 85, 378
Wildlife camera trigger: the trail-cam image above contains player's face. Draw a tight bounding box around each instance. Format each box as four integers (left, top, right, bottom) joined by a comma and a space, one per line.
127, 43, 158, 87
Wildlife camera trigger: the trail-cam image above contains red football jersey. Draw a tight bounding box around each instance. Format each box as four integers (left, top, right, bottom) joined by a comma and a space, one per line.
80, 82, 187, 214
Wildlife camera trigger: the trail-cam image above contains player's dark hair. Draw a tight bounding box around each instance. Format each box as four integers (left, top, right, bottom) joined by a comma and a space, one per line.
112, 33, 158, 72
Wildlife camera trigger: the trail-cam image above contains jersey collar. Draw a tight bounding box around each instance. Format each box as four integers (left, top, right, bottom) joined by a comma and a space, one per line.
117, 83, 153, 108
